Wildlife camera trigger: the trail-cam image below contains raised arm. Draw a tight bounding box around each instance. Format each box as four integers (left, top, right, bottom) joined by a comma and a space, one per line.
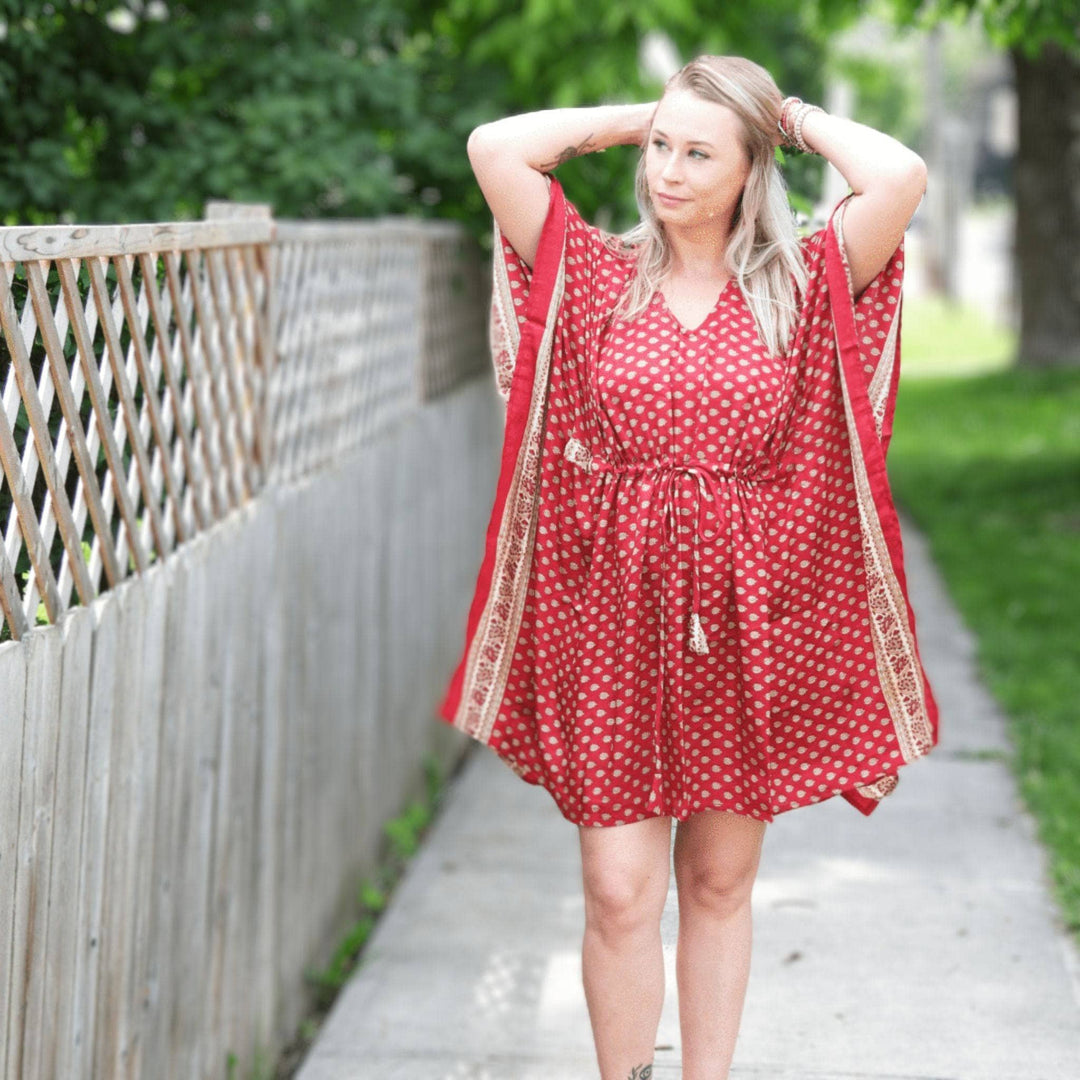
466, 103, 655, 269
795, 109, 927, 302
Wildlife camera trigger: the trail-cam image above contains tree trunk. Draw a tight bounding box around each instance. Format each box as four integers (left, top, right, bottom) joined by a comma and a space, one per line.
1010, 39, 1080, 367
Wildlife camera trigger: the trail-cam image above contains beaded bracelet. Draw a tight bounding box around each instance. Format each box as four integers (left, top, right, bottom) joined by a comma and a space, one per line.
778, 95, 825, 154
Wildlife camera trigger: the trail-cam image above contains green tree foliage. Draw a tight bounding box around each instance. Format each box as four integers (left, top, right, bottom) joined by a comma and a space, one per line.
881, 0, 1079, 58
0, 1, 841, 243
0, 0, 477, 224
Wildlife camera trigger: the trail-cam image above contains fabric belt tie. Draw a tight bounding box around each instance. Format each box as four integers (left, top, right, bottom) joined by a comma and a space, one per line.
564, 436, 794, 813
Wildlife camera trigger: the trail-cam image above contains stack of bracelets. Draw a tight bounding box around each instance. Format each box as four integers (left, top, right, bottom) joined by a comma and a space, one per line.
778, 96, 825, 153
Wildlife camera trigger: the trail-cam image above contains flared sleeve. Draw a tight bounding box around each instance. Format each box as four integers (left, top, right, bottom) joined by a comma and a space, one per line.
489, 176, 621, 405
775, 188, 937, 817
439, 175, 573, 739
826, 189, 939, 795
795, 191, 906, 448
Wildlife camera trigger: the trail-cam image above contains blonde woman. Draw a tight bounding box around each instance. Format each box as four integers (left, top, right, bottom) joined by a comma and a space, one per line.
439, 54, 938, 1080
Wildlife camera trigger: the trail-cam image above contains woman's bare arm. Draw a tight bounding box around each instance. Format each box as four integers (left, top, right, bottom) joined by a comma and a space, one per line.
797, 109, 927, 301
466, 103, 655, 269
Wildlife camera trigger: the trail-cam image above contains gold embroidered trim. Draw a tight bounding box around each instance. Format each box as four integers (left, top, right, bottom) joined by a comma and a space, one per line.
450, 232, 566, 742
834, 333, 934, 762
832, 209, 934, 764
834, 194, 857, 301
490, 221, 523, 405
834, 200, 901, 435
868, 315, 899, 432
856, 773, 900, 802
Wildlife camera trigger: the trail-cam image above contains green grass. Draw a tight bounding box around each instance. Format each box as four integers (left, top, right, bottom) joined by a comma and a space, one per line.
888, 298, 1080, 936
899, 294, 1016, 378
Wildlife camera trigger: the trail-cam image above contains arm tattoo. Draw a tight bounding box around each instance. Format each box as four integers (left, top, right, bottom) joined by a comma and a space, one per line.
626, 1066, 652, 1079
539, 134, 597, 172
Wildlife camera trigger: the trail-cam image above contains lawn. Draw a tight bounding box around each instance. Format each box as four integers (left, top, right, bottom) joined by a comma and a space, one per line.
887, 295, 1080, 936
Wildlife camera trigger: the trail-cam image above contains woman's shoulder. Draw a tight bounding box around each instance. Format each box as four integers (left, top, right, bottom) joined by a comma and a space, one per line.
564, 197, 639, 267
792, 224, 830, 289
796, 223, 827, 258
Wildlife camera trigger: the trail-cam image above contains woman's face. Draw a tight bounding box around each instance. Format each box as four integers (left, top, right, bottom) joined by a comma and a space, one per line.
645, 88, 753, 230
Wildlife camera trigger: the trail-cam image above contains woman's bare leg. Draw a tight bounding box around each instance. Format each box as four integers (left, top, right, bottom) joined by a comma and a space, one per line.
672, 809, 767, 1080
578, 814, 673, 1080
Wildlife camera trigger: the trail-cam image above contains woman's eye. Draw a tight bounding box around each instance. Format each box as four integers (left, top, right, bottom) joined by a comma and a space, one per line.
651, 139, 707, 160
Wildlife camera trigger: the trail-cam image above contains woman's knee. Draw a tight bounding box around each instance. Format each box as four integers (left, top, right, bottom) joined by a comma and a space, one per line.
675, 858, 758, 919
579, 819, 671, 939
673, 812, 765, 919
582, 868, 668, 937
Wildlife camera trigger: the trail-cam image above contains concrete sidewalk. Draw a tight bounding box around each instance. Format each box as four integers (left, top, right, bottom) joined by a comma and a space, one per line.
297, 512, 1080, 1080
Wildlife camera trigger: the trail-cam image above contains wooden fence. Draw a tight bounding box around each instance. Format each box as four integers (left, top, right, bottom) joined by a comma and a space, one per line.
0, 204, 496, 1078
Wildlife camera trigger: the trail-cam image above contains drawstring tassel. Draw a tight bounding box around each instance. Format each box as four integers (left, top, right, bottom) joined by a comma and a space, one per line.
689, 612, 710, 655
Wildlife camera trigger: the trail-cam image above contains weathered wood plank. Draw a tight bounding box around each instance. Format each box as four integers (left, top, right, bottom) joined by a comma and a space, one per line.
251, 494, 284, 1055
273, 218, 461, 244
204, 507, 256, 1070
123, 560, 168, 1078
170, 534, 214, 1080
0, 641, 28, 1080
13, 626, 63, 1080
70, 589, 120, 1075
225, 502, 261, 1065
141, 544, 188, 1074
40, 608, 93, 1080
0, 220, 272, 263
275, 487, 305, 1030
201, 518, 231, 1073
92, 579, 144, 1077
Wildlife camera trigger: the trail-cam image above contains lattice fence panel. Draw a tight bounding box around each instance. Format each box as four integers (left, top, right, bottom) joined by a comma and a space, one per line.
0, 212, 487, 642
418, 222, 489, 400
271, 221, 421, 486
0, 221, 273, 643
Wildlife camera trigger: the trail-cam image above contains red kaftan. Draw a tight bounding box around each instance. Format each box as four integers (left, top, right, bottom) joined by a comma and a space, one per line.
440, 178, 939, 827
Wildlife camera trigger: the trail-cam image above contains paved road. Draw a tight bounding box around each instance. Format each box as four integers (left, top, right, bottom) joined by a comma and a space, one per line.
298, 510, 1080, 1079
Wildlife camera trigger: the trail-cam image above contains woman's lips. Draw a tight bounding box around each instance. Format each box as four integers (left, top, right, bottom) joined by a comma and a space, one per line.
656, 192, 686, 206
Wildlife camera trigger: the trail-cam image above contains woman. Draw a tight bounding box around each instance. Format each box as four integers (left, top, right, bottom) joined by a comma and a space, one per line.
438, 55, 938, 1080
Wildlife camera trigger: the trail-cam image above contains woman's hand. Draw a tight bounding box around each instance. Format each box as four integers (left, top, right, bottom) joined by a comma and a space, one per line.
633, 100, 659, 149
770, 90, 788, 149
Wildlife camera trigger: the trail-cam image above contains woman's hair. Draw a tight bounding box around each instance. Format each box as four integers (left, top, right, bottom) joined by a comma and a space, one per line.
605, 55, 808, 358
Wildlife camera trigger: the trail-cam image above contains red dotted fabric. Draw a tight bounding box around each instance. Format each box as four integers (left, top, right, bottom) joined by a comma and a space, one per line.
483, 195, 909, 827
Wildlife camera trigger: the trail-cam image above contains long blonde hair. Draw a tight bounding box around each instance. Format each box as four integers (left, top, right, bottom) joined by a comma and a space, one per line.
606, 55, 808, 358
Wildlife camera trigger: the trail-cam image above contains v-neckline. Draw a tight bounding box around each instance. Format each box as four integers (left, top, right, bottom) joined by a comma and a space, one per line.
657, 277, 736, 334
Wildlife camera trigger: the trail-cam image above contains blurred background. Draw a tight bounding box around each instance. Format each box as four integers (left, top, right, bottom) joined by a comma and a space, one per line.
1, 0, 1074, 368
3, 0, 1075, 368
0, 2, 1077, 1077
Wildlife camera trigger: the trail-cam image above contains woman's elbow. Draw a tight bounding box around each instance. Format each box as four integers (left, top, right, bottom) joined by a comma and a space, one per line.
895, 152, 927, 193
467, 124, 498, 163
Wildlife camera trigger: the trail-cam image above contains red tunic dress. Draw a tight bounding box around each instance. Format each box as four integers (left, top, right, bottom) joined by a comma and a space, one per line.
440, 179, 939, 827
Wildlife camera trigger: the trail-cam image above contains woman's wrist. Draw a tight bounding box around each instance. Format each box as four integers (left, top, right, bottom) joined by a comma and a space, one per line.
778, 96, 826, 153
630, 100, 658, 146
777, 103, 925, 190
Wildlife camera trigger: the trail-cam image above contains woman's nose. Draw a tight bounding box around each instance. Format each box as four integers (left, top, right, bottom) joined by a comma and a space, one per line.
661, 156, 682, 182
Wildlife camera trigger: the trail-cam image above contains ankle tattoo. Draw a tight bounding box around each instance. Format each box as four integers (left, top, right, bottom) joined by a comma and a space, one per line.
626, 1067, 652, 1079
